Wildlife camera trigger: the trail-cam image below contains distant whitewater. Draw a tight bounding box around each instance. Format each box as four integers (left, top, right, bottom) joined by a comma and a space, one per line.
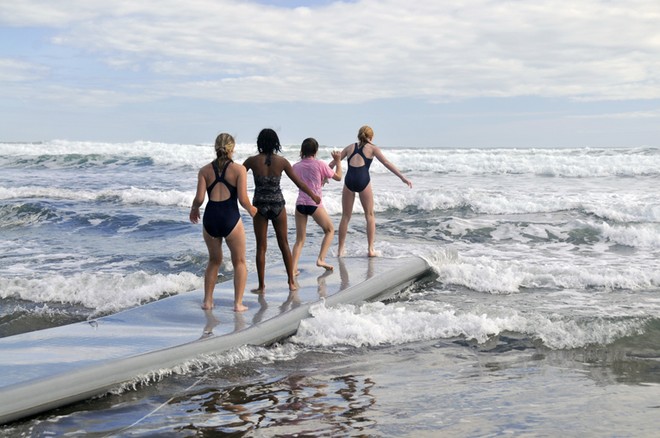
1, 140, 659, 435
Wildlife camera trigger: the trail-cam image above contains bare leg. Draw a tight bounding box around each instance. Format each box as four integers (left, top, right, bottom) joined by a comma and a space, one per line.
311, 206, 335, 270
359, 183, 378, 257
338, 185, 355, 257
225, 220, 248, 312
272, 209, 297, 291
292, 209, 308, 276
252, 213, 268, 293
202, 228, 223, 310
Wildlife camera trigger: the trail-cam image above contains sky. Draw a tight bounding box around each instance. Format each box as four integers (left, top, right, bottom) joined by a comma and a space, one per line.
1, 0, 660, 148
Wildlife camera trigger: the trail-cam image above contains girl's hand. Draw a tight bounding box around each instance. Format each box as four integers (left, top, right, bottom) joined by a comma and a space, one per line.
190, 207, 201, 223
402, 177, 412, 188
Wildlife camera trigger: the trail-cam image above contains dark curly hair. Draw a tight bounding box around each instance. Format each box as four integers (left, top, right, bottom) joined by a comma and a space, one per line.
257, 128, 281, 165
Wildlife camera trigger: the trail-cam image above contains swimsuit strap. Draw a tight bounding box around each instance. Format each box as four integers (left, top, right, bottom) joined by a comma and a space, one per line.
348, 143, 372, 164
208, 160, 234, 194
348, 143, 360, 160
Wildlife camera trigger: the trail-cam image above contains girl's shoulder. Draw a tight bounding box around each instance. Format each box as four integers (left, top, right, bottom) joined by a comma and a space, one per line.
227, 160, 245, 172
364, 142, 379, 154
199, 161, 214, 176
271, 153, 291, 167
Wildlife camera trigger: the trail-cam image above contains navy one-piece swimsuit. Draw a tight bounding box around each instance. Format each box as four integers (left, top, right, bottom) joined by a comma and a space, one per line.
203, 160, 240, 238
344, 143, 373, 193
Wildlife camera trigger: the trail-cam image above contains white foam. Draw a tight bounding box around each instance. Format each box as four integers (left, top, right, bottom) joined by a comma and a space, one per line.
0, 185, 192, 207
3, 142, 659, 177
110, 342, 304, 394
291, 300, 650, 350
0, 271, 201, 314
598, 222, 660, 249
410, 242, 660, 294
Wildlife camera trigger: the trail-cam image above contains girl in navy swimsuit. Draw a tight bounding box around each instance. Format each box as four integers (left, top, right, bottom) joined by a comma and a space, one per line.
243, 129, 321, 293
333, 125, 412, 257
190, 133, 257, 312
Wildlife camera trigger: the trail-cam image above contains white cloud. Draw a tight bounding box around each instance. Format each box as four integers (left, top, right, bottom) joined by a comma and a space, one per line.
2, 0, 660, 104
0, 58, 47, 81
570, 110, 660, 119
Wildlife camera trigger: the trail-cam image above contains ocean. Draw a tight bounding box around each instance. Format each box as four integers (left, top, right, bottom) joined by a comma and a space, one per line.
1, 140, 659, 436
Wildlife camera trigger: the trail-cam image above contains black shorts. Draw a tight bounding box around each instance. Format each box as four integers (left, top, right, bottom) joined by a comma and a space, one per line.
296, 205, 317, 216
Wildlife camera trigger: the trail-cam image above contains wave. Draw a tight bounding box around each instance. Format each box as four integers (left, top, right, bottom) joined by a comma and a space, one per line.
0, 271, 201, 314
2, 141, 659, 177
0, 140, 215, 170
420, 247, 660, 294
3, 183, 658, 224
290, 300, 651, 350
363, 146, 660, 177
0, 186, 192, 206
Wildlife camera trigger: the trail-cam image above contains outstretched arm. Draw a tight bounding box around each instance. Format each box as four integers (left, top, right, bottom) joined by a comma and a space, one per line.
284, 160, 322, 204
373, 146, 412, 188
190, 169, 207, 223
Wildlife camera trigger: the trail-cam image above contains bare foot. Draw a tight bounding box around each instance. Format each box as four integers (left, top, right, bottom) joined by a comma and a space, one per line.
201, 301, 214, 310
337, 246, 345, 257
289, 282, 298, 292
251, 285, 265, 294
316, 259, 334, 271
234, 303, 248, 312
368, 249, 381, 257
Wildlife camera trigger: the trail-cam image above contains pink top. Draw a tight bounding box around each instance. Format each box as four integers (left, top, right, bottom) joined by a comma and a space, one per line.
292, 157, 335, 206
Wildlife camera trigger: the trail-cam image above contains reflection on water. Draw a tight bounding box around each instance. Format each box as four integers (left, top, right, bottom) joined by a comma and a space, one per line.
252, 294, 269, 325
338, 257, 376, 291
201, 309, 220, 339
316, 270, 333, 298
280, 290, 302, 313
172, 373, 377, 435
200, 309, 246, 337
339, 257, 350, 290
234, 311, 246, 332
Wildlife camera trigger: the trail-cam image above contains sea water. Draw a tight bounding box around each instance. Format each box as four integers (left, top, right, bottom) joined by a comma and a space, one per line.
1, 141, 659, 436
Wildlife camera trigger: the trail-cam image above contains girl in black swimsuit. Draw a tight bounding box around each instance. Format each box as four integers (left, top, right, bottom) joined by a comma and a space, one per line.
333, 125, 412, 257
190, 133, 256, 312
243, 129, 321, 292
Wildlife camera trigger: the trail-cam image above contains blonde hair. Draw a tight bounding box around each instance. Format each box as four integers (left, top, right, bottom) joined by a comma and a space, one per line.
357, 125, 373, 144
214, 133, 235, 162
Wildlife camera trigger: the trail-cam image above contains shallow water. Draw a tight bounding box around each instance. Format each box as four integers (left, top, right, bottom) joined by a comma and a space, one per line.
1, 141, 659, 436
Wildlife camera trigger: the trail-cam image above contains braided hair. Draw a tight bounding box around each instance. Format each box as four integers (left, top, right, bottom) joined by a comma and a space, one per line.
215, 133, 235, 165
357, 125, 374, 146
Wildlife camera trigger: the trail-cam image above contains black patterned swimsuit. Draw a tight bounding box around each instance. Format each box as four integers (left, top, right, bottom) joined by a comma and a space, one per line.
253, 175, 285, 220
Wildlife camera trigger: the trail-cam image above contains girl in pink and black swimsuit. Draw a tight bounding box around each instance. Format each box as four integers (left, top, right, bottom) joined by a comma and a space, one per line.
291, 138, 342, 274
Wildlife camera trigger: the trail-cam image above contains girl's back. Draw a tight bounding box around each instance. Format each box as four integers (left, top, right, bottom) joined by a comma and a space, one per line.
202, 160, 240, 202
245, 153, 287, 177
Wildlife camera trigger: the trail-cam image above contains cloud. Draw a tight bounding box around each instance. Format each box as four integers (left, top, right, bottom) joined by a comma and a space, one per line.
0, 58, 47, 81
570, 110, 660, 119
2, 0, 660, 105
